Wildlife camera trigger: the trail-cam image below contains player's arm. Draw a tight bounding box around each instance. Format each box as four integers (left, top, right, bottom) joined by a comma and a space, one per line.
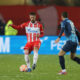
58, 27, 65, 38
75, 27, 80, 45
8, 23, 26, 30
39, 24, 44, 37
55, 22, 65, 43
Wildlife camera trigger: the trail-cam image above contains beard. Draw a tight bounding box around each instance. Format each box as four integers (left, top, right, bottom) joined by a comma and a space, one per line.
31, 20, 35, 23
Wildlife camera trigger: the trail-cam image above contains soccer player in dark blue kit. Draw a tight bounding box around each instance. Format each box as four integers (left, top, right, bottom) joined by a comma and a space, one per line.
55, 12, 80, 75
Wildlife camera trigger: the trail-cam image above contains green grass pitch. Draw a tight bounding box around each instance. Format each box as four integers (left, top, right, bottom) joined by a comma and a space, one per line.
0, 55, 80, 80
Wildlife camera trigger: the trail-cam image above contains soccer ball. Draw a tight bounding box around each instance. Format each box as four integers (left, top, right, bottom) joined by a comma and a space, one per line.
19, 64, 27, 72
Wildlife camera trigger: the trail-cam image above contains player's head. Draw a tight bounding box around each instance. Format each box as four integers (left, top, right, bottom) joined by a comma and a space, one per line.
61, 12, 68, 20
29, 12, 36, 23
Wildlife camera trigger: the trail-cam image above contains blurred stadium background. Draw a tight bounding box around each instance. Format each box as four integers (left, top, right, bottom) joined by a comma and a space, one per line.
0, 0, 80, 80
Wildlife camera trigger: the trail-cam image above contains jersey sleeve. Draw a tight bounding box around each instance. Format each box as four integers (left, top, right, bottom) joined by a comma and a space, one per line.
11, 23, 27, 30
39, 24, 44, 37
58, 22, 65, 38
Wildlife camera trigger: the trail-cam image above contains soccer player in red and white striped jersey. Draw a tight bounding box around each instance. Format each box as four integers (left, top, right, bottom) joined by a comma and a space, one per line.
9, 12, 44, 72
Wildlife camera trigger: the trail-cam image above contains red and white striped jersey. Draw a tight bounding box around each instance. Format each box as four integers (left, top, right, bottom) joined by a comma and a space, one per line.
12, 21, 44, 42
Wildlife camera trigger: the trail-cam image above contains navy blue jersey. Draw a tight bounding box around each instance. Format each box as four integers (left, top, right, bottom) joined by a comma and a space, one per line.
59, 18, 79, 43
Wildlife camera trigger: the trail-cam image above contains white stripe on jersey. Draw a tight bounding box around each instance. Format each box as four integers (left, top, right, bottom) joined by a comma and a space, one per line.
32, 33, 33, 42
28, 23, 31, 42
32, 24, 34, 42
28, 34, 30, 42
36, 23, 38, 41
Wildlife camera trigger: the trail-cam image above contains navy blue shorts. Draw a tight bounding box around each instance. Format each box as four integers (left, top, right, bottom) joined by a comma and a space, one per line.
62, 41, 77, 53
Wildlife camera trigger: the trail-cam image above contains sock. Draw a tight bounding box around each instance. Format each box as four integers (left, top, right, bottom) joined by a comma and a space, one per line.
59, 56, 65, 70
33, 52, 38, 65
62, 69, 66, 72
24, 55, 31, 69
73, 57, 80, 64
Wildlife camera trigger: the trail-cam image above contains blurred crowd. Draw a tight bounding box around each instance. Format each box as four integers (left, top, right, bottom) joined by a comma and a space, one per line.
53, 0, 80, 6
32, 0, 80, 6
0, 14, 6, 35
25, 0, 80, 6
0, 0, 80, 6
32, 0, 53, 5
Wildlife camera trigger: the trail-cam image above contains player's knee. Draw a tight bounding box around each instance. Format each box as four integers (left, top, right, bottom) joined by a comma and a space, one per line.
24, 49, 29, 55
34, 47, 38, 50
58, 53, 63, 56
70, 56, 75, 60
34, 47, 38, 52
58, 50, 65, 56
70, 53, 75, 60
58, 52, 64, 56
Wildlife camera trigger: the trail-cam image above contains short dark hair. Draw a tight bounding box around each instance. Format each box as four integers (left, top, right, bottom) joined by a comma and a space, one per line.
62, 12, 68, 18
29, 12, 36, 16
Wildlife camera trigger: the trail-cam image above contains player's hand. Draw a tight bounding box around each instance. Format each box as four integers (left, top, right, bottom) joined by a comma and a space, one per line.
55, 38, 60, 43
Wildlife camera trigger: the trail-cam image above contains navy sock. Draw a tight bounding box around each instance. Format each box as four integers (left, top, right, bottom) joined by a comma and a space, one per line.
73, 57, 80, 64
59, 56, 65, 69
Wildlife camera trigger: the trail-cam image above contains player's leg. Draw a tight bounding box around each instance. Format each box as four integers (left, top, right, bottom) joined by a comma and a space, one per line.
24, 43, 32, 72
70, 42, 80, 64
58, 41, 71, 75
32, 41, 41, 70
32, 47, 39, 70
70, 53, 80, 64
24, 49, 31, 69
58, 50, 66, 74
